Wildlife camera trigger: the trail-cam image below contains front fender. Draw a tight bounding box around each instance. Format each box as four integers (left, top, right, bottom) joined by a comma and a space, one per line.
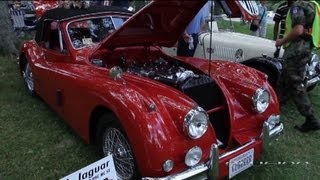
99, 77, 217, 177
242, 56, 283, 86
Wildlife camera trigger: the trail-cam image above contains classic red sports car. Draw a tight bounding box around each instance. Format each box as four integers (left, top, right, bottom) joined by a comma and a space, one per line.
19, 1, 283, 179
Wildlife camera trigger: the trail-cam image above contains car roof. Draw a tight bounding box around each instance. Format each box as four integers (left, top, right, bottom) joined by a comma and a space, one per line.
35, 5, 133, 43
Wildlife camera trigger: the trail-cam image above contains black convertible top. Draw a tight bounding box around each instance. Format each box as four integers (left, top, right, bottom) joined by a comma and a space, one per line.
35, 5, 133, 42
40, 5, 132, 21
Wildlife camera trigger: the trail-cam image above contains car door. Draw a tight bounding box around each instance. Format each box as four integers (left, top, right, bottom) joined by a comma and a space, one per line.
36, 20, 72, 115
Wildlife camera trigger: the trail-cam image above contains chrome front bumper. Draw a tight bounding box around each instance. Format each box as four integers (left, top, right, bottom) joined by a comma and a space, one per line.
142, 117, 283, 180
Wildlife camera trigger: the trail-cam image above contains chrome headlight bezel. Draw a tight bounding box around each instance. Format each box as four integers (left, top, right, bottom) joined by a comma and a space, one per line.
184, 106, 209, 139
252, 88, 270, 113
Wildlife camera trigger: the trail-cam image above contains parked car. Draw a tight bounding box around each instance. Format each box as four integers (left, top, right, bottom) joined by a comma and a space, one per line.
197, 21, 320, 90
164, 2, 320, 91
19, 1, 283, 179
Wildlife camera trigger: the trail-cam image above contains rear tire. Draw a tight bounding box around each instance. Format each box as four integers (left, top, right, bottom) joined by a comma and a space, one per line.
96, 113, 138, 179
22, 60, 35, 94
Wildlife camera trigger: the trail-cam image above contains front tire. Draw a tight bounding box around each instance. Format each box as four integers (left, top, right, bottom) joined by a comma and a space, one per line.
96, 113, 138, 179
252, 65, 278, 89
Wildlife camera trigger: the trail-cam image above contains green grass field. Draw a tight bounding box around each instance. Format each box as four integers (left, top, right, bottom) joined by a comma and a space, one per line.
0, 22, 320, 179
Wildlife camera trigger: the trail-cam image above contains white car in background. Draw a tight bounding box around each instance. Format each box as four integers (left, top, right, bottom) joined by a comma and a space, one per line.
267, 11, 275, 19
163, 1, 320, 90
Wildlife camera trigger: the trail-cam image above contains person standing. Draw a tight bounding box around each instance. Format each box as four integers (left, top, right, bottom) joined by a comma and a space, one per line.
255, 0, 268, 38
275, 0, 320, 132
177, 2, 210, 57
112, 0, 130, 9
273, 0, 294, 40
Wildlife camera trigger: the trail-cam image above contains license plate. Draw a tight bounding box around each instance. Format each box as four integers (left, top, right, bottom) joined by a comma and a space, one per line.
229, 148, 254, 178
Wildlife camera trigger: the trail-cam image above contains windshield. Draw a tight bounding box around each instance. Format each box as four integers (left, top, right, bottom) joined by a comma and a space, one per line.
67, 16, 127, 49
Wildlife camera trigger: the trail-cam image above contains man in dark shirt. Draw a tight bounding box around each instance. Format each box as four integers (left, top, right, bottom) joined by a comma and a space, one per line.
275, 0, 320, 132
273, 0, 294, 40
112, 0, 130, 9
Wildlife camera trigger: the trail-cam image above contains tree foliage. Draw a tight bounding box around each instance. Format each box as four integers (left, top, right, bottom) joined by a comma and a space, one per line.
0, 1, 19, 56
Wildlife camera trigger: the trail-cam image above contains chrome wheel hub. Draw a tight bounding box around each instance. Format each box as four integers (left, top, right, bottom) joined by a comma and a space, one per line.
103, 128, 134, 179
23, 63, 34, 91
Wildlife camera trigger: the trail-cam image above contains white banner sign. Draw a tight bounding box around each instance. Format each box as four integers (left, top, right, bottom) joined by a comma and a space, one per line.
60, 155, 117, 180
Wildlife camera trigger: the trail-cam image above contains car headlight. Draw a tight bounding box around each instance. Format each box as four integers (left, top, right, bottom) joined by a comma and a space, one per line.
252, 88, 270, 113
184, 107, 209, 139
185, 146, 202, 167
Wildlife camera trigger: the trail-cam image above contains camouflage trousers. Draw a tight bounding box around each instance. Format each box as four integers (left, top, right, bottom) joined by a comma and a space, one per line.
279, 38, 315, 118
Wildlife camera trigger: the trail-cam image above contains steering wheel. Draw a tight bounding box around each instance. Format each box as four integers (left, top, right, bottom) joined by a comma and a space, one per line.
73, 39, 83, 48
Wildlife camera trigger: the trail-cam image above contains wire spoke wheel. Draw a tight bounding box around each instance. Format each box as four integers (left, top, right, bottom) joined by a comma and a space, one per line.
102, 128, 135, 179
22, 63, 34, 92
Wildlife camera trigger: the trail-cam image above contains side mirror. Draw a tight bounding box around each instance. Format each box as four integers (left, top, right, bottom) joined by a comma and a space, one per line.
109, 66, 124, 81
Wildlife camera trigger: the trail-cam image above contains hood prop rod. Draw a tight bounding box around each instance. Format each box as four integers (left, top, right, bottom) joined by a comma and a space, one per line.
208, 0, 214, 75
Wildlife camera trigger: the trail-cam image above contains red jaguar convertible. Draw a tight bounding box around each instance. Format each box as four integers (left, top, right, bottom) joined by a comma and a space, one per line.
19, 0, 283, 179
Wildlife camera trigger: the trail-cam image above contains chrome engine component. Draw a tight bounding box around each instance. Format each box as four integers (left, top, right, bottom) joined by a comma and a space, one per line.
126, 58, 219, 111
126, 58, 206, 87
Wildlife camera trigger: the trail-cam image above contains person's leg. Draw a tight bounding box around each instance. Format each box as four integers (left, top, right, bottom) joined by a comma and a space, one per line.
261, 23, 267, 38
177, 37, 193, 57
284, 51, 320, 132
254, 28, 260, 36
191, 33, 199, 56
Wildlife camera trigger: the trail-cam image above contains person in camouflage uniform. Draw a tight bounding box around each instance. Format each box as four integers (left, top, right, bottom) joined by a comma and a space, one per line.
276, 0, 320, 132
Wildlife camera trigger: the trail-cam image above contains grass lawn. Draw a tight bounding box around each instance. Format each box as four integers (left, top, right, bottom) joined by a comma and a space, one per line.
1, 22, 320, 179
0, 57, 98, 178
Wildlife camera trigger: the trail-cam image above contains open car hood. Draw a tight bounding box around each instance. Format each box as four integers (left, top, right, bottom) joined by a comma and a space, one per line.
94, 0, 207, 52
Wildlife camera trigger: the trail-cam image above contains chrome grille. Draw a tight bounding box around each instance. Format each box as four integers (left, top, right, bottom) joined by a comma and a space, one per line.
212, 46, 244, 62
238, 0, 259, 16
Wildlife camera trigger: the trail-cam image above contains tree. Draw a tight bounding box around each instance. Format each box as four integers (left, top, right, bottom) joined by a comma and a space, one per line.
0, 1, 19, 56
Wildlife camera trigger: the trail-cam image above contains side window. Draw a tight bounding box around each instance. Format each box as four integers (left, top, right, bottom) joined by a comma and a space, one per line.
112, 17, 127, 29
41, 20, 67, 53
68, 17, 118, 49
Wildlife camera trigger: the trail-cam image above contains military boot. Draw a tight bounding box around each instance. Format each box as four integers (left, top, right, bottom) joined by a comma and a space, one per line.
294, 115, 320, 132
